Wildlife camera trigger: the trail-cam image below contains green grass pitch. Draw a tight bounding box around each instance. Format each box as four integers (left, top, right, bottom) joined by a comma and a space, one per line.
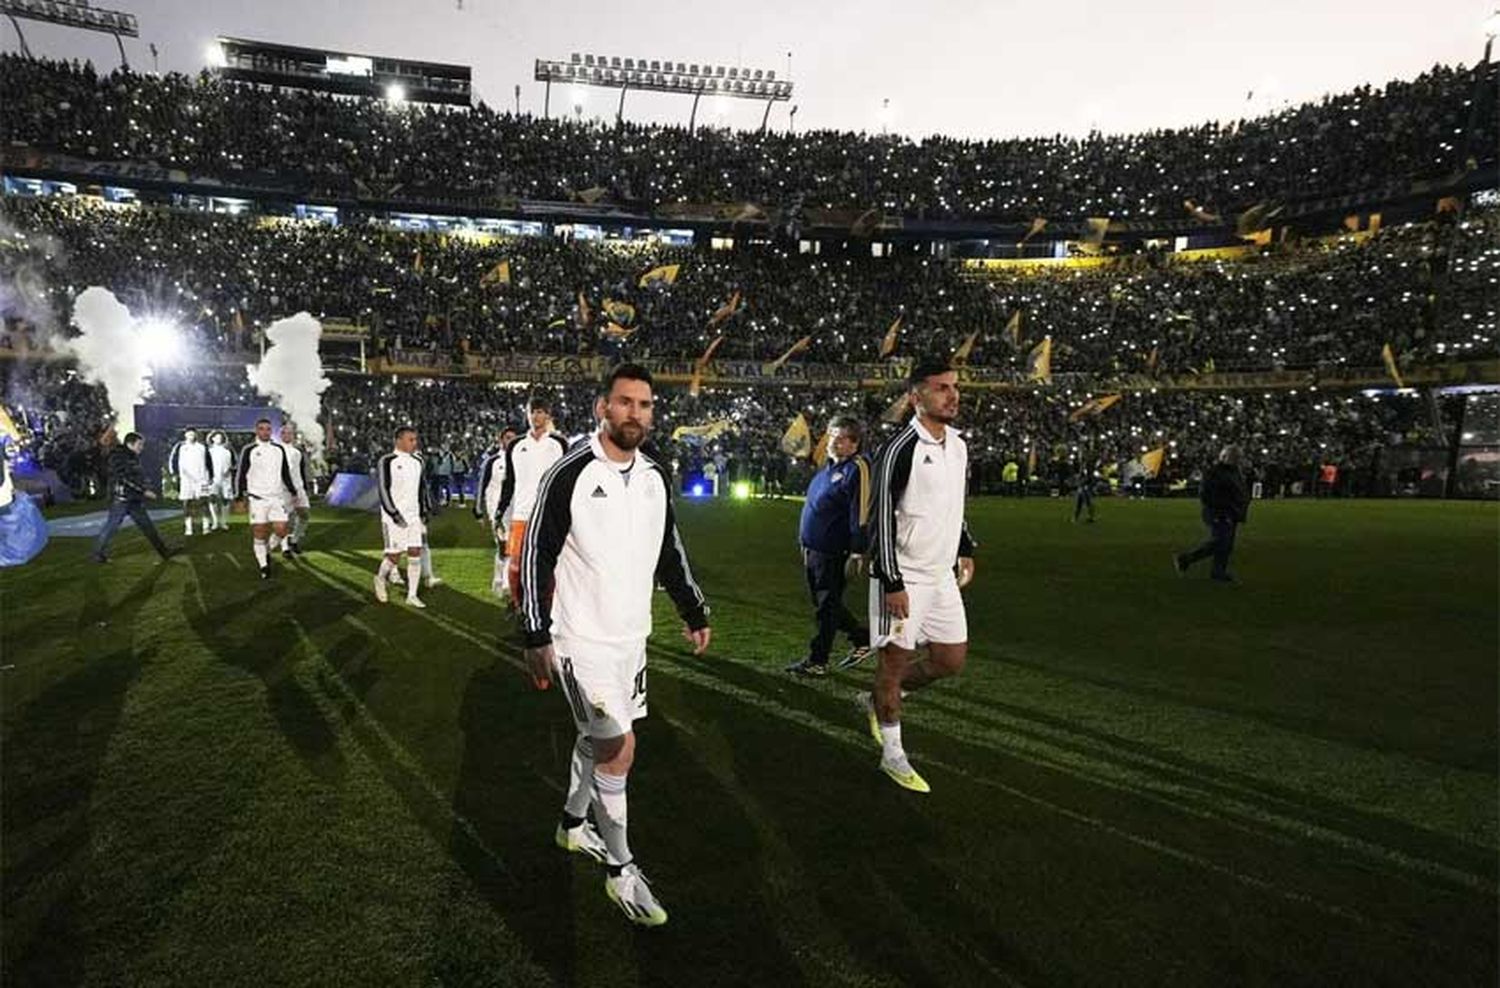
3, 496, 1496, 987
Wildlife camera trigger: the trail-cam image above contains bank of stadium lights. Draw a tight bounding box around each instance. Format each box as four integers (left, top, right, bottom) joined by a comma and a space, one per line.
1, 0, 138, 66
384, 82, 407, 105
535, 52, 793, 131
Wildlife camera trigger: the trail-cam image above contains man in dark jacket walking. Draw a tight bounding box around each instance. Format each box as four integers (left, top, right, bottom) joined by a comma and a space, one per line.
91, 432, 175, 562
1175, 445, 1249, 582
787, 415, 873, 676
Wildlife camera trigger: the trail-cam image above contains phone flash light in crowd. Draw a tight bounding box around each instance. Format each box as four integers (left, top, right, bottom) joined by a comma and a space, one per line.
731, 482, 752, 500
385, 82, 407, 105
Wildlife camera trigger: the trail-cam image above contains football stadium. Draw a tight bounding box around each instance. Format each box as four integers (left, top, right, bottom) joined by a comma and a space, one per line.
1, 2, 1497, 985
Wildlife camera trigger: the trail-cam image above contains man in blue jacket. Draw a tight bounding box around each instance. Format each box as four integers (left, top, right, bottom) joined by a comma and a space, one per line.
787, 415, 872, 676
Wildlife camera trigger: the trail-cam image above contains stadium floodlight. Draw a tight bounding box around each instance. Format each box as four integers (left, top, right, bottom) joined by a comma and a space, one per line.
384, 82, 407, 105
137, 319, 185, 366
0, 0, 139, 67
205, 42, 227, 68
534, 51, 792, 132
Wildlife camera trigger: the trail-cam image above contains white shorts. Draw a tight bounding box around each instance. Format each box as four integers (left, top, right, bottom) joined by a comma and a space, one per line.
179, 479, 212, 500
247, 495, 289, 525
869, 576, 968, 651
552, 638, 648, 740
212, 478, 234, 499
381, 514, 426, 553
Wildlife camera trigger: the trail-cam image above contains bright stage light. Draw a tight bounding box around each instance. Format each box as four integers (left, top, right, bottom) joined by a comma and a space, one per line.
690, 483, 706, 497
385, 82, 407, 105
205, 42, 227, 68
137, 319, 184, 365
731, 481, 752, 500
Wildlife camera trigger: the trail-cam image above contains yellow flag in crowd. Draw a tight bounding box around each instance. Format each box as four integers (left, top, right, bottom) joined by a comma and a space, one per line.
576, 291, 592, 328
1082, 217, 1111, 246
780, 413, 812, 459
1140, 447, 1166, 478
812, 430, 830, 468
881, 390, 911, 423
879, 316, 902, 359
1018, 217, 1048, 247
1026, 444, 1038, 478
1004, 310, 1022, 349
1068, 393, 1122, 422
769, 335, 813, 370
689, 334, 727, 397
708, 290, 742, 328
412, 249, 424, 273
1146, 347, 1160, 374
603, 298, 636, 325
639, 264, 680, 288
671, 419, 734, 442
0, 404, 20, 443
1382, 342, 1404, 389
950, 329, 980, 367
602, 322, 637, 340
1027, 337, 1053, 384
479, 260, 511, 286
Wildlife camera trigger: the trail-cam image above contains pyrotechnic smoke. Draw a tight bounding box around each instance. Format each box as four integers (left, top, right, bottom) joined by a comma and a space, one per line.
246, 312, 330, 455
64, 287, 155, 434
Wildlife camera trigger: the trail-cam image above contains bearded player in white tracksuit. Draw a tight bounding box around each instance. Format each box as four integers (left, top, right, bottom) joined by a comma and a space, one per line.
169, 429, 214, 536
374, 426, 432, 608
859, 358, 978, 795
522, 363, 711, 928
207, 432, 234, 531
235, 417, 299, 579
473, 426, 518, 596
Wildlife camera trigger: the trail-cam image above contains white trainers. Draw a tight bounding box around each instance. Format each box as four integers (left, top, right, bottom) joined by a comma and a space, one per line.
605, 864, 668, 927
405, 596, 426, 609
373, 573, 388, 603
554, 822, 609, 864
389, 570, 405, 586
426, 575, 445, 588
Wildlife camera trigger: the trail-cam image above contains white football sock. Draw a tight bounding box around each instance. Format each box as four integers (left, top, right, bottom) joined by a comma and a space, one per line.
878, 719, 905, 761
377, 557, 394, 581
405, 558, 422, 600
420, 546, 435, 580
268, 532, 282, 552
565, 735, 595, 819
591, 768, 632, 867
206, 502, 219, 529
252, 539, 268, 568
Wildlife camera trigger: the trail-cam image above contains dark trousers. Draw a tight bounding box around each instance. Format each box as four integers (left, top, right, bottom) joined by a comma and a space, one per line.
1073, 484, 1095, 520
1180, 508, 1237, 578
804, 548, 868, 664
93, 499, 171, 559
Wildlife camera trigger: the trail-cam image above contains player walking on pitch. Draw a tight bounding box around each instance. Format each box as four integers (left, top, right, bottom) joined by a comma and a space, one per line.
279, 424, 313, 557
861, 359, 977, 794
168, 429, 213, 537
206, 431, 233, 530
235, 418, 300, 579
374, 426, 432, 608
521, 364, 711, 927
495, 398, 570, 603
474, 425, 519, 597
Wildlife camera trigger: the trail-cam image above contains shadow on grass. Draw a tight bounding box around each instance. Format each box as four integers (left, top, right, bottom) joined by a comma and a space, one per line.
2, 565, 164, 987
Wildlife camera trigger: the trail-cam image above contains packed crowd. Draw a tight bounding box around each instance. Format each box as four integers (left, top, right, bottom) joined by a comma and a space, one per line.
3, 195, 1494, 375
2, 54, 1493, 221
3, 354, 1447, 501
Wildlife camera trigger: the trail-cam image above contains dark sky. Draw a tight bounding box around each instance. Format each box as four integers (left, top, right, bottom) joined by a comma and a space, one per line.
5, 0, 1489, 139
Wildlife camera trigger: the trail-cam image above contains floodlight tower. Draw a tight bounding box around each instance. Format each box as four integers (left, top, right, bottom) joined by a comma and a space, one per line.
534, 52, 794, 133
0, 0, 139, 67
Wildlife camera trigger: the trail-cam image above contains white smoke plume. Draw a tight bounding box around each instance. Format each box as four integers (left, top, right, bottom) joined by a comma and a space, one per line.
246, 312, 330, 456
64, 287, 155, 434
